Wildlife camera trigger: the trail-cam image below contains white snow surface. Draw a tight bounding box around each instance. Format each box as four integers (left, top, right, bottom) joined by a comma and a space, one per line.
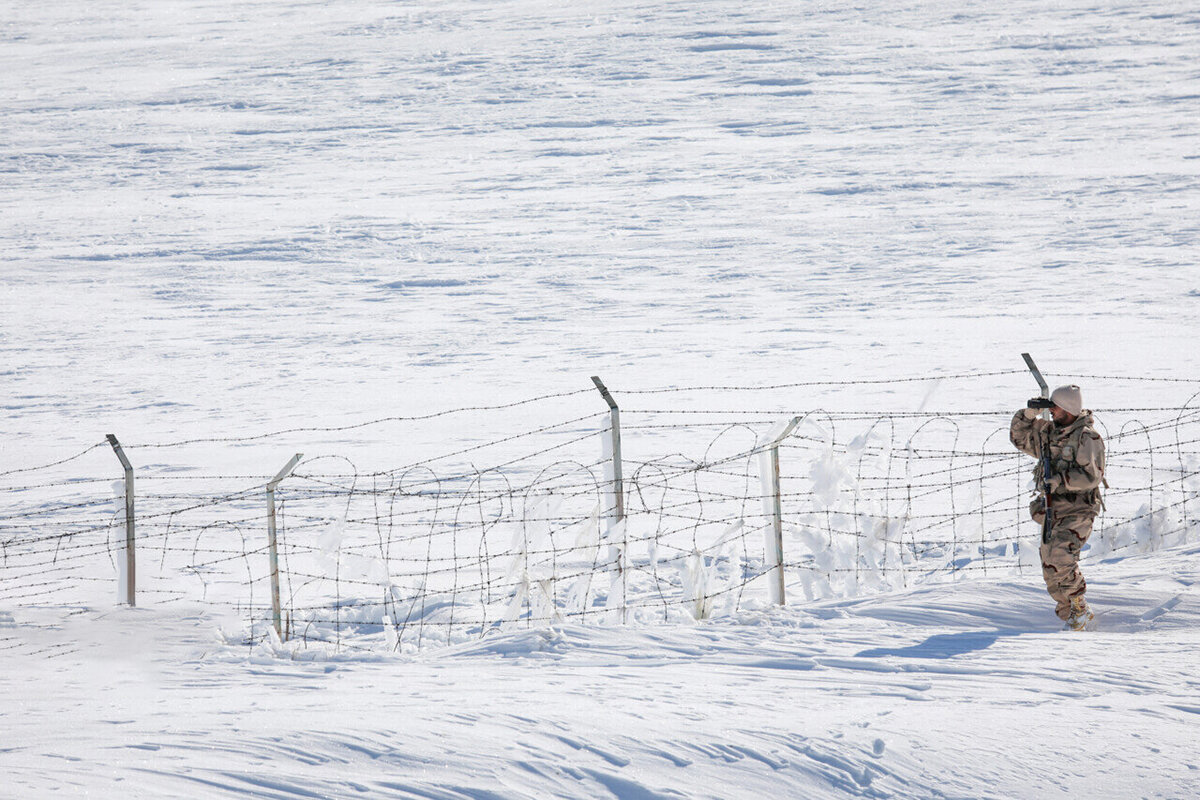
6, 552, 1200, 798
3, 0, 1200, 797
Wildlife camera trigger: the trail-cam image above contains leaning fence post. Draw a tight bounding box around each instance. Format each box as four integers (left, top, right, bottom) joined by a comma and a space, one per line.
106, 434, 136, 607
1021, 353, 1051, 422
591, 376, 626, 622
763, 417, 801, 606
266, 453, 303, 641
590, 376, 625, 521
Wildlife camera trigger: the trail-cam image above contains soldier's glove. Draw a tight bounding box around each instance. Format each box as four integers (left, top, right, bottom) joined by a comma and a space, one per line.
1027, 397, 1055, 409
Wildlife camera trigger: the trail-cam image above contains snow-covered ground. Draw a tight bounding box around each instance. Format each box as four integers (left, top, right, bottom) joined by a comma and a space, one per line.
6, 547, 1200, 798
3, 0, 1200, 797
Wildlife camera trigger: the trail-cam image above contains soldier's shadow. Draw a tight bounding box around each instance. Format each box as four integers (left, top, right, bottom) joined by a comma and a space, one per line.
854, 630, 1023, 660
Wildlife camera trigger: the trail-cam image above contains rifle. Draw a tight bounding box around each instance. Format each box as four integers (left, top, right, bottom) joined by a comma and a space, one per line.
1036, 420, 1054, 545
1021, 353, 1054, 544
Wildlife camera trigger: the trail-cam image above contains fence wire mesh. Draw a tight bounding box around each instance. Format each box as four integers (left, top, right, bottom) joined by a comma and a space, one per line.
3, 374, 1199, 654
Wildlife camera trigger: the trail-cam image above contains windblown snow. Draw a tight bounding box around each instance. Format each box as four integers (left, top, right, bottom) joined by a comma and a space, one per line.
2, 0, 1199, 798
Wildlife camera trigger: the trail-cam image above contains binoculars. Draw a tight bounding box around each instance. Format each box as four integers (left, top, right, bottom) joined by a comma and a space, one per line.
1027, 397, 1056, 409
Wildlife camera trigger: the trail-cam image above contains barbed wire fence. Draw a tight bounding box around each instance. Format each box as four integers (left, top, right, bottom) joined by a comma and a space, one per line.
2, 370, 1199, 656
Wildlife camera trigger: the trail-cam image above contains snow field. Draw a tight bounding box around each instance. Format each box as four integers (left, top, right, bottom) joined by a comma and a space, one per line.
4, 0, 1200, 796
4, 0, 1200, 455
4, 545, 1199, 798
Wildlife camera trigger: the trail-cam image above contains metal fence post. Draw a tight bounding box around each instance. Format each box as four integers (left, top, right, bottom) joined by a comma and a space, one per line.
1021, 353, 1051, 421
106, 434, 135, 607
267, 453, 303, 641
590, 376, 624, 521
591, 376, 626, 622
765, 417, 801, 606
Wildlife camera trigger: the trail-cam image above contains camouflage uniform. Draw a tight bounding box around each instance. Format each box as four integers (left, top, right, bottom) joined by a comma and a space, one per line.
1010, 409, 1105, 621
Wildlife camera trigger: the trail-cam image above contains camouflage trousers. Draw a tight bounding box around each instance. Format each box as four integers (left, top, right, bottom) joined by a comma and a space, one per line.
1031, 499, 1097, 621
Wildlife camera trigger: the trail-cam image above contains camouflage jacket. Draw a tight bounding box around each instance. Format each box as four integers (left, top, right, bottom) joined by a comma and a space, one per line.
1010, 409, 1106, 507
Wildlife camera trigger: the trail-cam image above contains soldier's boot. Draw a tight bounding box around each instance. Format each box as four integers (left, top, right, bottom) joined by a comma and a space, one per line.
1065, 595, 1094, 631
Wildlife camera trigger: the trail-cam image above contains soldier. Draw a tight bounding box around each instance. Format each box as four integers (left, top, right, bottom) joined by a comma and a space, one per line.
1010, 384, 1106, 630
